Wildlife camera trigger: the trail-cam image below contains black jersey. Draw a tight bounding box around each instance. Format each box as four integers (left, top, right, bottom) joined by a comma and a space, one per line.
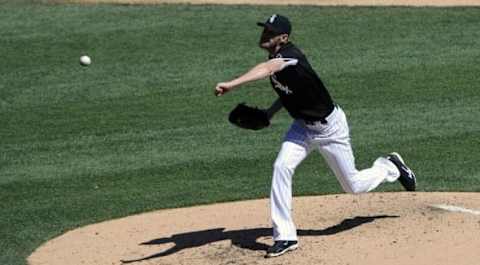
269, 42, 334, 121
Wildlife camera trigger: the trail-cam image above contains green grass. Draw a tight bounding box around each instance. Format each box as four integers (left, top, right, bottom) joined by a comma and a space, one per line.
1, 2, 480, 264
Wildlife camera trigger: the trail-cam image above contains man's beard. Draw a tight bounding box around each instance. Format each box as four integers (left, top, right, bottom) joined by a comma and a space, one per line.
259, 40, 272, 49
259, 37, 276, 53
260, 34, 274, 45
259, 29, 278, 49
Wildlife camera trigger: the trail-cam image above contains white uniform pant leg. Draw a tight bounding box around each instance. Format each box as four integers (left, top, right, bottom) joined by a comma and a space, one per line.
314, 107, 400, 194
271, 122, 311, 241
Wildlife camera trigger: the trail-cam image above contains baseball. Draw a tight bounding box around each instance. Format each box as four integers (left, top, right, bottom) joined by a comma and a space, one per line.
80, 55, 91, 66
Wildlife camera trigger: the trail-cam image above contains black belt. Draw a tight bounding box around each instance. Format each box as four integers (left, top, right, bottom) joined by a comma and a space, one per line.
304, 118, 327, 125
303, 104, 336, 125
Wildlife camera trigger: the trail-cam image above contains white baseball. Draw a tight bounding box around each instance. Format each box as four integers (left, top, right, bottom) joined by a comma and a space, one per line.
80, 55, 91, 66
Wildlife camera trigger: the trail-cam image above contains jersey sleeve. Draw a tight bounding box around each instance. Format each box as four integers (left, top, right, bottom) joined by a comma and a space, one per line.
278, 58, 299, 70
276, 47, 303, 71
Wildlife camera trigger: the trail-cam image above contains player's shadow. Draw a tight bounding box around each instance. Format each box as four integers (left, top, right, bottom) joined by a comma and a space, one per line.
121, 215, 398, 263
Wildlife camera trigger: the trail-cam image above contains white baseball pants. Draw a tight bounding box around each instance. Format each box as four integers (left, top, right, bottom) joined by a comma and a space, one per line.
271, 106, 400, 241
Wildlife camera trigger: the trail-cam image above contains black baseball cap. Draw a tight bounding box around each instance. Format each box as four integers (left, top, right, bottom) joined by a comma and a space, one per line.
257, 14, 291, 35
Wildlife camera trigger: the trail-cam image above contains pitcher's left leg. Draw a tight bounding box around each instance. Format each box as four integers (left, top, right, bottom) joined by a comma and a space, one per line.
271, 141, 310, 241
316, 107, 399, 194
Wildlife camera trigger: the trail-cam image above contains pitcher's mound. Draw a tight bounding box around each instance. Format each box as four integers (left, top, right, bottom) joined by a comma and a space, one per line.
28, 192, 480, 265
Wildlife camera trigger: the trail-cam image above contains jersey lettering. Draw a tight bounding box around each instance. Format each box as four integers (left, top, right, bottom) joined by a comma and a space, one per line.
271, 74, 293, 95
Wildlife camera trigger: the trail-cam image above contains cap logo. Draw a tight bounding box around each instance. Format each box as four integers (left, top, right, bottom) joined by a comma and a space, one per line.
269, 14, 277, 23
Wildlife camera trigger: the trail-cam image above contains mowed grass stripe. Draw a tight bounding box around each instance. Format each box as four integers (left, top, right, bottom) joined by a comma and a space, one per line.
2, 100, 477, 185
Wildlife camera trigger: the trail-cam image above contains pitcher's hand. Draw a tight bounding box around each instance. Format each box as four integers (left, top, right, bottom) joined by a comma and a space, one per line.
214, 82, 233, 97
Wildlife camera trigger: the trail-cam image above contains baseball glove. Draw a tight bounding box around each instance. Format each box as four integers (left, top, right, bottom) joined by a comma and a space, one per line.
228, 103, 270, 130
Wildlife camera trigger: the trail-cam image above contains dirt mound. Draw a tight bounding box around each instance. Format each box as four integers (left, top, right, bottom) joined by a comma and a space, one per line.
28, 192, 480, 265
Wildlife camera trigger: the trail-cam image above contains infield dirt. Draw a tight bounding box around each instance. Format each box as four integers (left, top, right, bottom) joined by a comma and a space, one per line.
28, 192, 480, 265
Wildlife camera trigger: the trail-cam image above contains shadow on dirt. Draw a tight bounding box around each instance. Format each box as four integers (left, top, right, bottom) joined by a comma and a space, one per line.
121, 215, 398, 263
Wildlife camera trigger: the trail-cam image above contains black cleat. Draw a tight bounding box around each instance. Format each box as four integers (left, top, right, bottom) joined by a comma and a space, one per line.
387, 152, 416, 191
265, 240, 298, 258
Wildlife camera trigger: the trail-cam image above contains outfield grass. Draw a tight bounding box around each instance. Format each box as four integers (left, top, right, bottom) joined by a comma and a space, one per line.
1, 2, 479, 264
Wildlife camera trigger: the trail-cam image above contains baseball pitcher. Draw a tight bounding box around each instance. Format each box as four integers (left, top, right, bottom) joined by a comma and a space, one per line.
214, 14, 416, 258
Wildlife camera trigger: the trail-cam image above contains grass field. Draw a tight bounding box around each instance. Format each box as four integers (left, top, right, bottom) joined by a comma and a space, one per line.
1, 2, 479, 264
